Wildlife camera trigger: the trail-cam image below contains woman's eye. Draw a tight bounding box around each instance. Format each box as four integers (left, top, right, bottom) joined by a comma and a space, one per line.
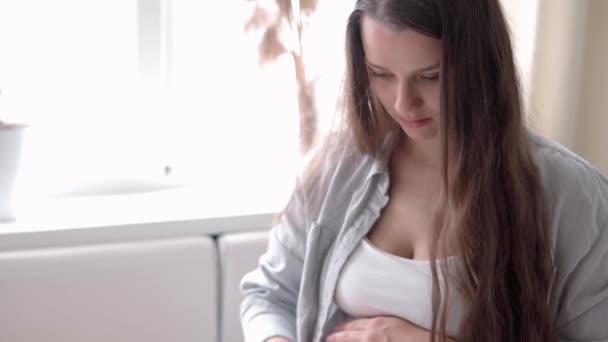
419, 73, 440, 81
369, 69, 393, 79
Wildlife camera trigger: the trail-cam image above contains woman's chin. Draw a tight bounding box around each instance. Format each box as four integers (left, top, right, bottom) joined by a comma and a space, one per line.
400, 125, 438, 141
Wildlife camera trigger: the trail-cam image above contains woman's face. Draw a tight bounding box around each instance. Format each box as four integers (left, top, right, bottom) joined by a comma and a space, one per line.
361, 15, 442, 141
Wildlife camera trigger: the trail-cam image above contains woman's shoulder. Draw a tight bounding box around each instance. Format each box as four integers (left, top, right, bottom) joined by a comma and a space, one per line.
295, 130, 390, 220
527, 130, 608, 246
299, 131, 385, 187
528, 131, 608, 198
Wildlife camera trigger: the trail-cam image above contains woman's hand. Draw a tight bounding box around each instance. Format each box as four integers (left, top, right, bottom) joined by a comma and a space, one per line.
325, 316, 455, 342
264, 337, 291, 342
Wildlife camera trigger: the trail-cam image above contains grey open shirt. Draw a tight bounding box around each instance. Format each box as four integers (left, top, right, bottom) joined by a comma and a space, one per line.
240, 132, 608, 342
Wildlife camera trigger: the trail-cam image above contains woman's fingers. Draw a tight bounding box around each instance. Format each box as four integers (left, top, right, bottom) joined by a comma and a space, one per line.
334, 318, 371, 332
326, 330, 389, 342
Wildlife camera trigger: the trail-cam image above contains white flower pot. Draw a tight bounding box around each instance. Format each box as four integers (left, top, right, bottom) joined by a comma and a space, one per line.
0, 124, 25, 222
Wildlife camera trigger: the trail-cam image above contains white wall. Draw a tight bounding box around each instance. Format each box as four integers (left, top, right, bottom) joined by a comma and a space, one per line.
500, 0, 540, 112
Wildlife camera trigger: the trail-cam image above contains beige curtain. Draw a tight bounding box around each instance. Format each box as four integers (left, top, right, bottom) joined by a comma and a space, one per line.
527, 0, 608, 173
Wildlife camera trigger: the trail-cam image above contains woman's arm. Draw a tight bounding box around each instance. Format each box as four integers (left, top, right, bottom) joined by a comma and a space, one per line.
240, 177, 310, 342
553, 219, 608, 340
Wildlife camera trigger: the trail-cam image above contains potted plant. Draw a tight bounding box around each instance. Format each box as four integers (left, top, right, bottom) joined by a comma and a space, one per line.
245, 0, 320, 156
0, 88, 26, 222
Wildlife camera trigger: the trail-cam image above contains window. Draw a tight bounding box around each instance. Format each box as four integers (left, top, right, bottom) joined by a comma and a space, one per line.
0, 0, 352, 210
0, 0, 145, 196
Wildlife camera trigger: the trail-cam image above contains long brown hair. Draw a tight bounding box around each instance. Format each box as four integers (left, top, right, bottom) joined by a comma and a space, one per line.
342, 1, 555, 341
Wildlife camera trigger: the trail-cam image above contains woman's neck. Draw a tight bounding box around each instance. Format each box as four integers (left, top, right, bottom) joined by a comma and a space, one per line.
400, 135, 441, 169
389, 134, 442, 193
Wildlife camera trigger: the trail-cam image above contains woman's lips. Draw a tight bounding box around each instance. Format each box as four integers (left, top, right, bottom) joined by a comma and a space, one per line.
399, 117, 431, 128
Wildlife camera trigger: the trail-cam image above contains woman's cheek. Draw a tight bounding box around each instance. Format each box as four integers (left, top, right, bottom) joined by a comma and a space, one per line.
371, 81, 395, 111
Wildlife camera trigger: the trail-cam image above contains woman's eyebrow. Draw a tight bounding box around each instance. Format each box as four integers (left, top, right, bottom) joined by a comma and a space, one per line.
365, 59, 440, 72
365, 60, 389, 71
416, 64, 441, 72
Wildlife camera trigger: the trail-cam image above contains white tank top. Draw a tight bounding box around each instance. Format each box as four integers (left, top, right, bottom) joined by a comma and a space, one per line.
334, 238, 464, 338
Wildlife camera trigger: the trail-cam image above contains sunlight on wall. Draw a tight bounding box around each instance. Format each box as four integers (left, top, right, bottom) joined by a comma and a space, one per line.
500, 0, 540, 113
0, 0, 351, 215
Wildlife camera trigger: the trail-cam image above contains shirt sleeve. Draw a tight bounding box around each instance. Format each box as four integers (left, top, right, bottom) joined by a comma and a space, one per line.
555, 219, 608, 342
239, 177, 309, 342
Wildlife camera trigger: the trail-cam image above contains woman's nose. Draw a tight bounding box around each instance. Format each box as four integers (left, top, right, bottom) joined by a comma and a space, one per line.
394, 82, 423, 115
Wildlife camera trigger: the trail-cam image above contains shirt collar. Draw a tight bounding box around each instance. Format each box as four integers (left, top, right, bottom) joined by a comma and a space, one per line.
366, 129, 400, 182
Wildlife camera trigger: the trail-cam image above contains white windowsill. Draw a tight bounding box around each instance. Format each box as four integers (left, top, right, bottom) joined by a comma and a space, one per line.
0, 185, 281, 237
